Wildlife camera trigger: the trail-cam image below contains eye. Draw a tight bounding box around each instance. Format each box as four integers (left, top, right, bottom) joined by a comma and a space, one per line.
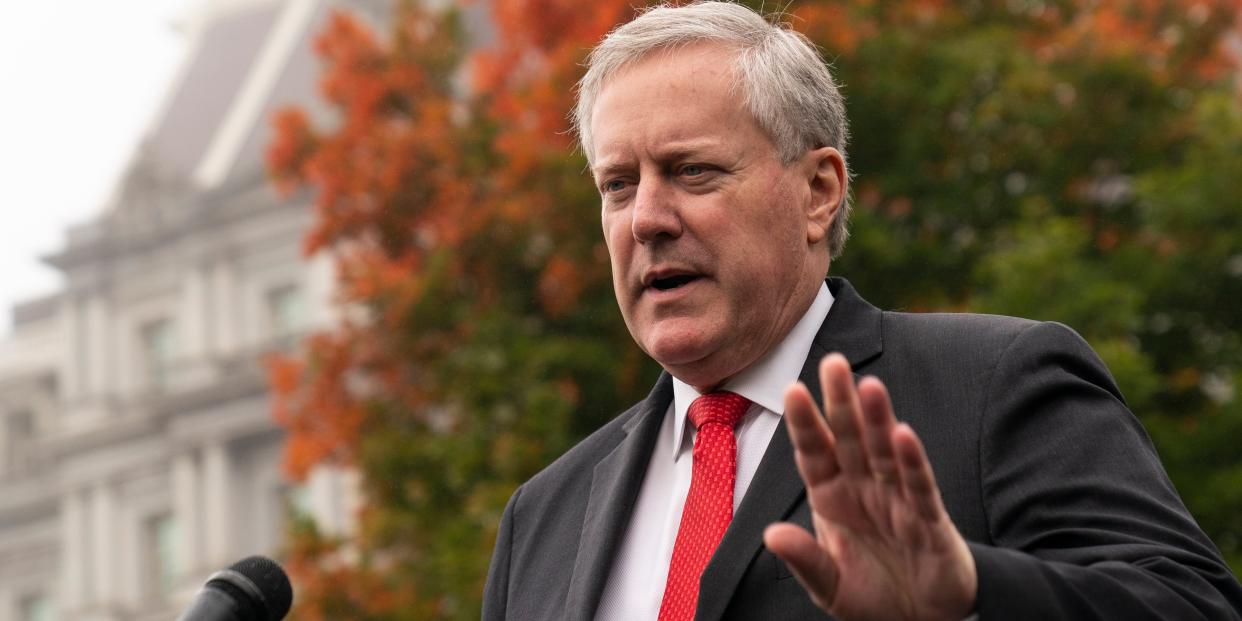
681, 164, 705, 177
602, 179, 628, 193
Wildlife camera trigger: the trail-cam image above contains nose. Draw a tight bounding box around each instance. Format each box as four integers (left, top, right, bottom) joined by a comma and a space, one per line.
631, 177, 682, 243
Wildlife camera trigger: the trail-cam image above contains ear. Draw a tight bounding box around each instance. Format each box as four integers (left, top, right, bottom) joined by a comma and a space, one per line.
802, 147, 847, 246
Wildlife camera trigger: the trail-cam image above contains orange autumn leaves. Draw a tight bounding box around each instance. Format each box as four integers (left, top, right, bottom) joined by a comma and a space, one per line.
265, 2, 616, 481
266, 4, 643, 612
266, 0, 1237, 483
263, 0, 1241, 616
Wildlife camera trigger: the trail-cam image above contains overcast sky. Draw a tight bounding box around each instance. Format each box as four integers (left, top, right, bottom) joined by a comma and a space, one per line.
0, 1, 195, 334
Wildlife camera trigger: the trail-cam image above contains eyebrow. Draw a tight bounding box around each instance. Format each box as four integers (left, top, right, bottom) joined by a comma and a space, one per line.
653, 140, 725, 161
591, 139, 727, 179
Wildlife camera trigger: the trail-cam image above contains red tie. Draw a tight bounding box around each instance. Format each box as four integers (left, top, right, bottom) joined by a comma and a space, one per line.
658, 391, 752, 621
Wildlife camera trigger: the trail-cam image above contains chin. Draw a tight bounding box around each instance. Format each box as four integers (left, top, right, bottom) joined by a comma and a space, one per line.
641, 329, 726, 381
641, 330, 712, 368
628, 310, 732, 372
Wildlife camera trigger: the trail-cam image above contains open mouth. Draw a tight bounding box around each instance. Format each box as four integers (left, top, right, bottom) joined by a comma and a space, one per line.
650, 274, 700, 291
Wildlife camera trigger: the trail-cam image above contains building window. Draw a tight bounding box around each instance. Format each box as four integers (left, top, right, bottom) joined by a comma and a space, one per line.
267, 285, 306, 338
19, 592, 53, 621
144, 513, 179, 598
140, 319, 176, 390
3, 409, 36, 477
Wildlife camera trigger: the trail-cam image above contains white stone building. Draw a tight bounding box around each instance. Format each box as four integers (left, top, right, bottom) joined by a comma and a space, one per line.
0, 1, 394, 618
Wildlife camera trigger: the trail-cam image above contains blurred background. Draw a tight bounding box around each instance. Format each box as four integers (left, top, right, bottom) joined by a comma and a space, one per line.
0, 0, 1238, 619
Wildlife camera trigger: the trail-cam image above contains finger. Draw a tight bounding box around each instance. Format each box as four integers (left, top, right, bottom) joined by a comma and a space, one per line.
763, 523, 840, 610
820, 354, 868, 474
784, 381, 840, 483
858, 377, 900, 487
893, 423, 946, 522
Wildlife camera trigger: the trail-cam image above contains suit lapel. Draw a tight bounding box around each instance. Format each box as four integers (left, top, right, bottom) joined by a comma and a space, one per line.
694, 278, 883, 621
565, 373, 673, 621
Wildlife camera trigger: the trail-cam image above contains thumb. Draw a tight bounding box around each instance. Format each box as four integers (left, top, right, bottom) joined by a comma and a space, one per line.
764, 522, 840, 610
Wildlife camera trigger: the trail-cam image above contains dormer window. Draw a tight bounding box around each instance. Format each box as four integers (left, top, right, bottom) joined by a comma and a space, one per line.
18, 592, 52, 621
2, 409, 36, 477
140, 319, 176, 391
267, 285, 306, 338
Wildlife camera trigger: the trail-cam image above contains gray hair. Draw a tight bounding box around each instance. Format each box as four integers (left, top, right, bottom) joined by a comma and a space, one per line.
572, 1, 853, 258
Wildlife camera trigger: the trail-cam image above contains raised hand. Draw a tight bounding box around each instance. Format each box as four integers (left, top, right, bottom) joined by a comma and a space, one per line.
763, 353, 977, 621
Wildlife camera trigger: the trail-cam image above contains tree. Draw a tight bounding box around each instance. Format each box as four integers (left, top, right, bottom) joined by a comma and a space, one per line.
267, 1, 1241, 618
816, 0, 1242, 570
267, 1, 643, 618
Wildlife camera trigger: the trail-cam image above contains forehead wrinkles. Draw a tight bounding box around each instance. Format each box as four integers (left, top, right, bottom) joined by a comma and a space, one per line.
590, 47, 756, 172
586, 42, 746, 162
589, 41, 744, 105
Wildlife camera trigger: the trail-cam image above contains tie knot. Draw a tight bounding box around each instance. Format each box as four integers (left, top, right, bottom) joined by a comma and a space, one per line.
688, 391, 751, 430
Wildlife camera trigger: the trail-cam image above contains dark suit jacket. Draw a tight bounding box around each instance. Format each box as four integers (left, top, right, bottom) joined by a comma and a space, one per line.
483, 278, 1242, 620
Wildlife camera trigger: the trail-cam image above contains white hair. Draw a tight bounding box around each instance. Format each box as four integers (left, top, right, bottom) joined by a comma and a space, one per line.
572, 1, 853, 257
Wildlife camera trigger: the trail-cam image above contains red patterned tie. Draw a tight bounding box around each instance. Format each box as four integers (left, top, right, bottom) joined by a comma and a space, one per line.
658, 391, 752, 621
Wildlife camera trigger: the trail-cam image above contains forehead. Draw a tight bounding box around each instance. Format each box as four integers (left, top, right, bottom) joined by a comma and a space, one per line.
609, 42, 739, 98
588, 43, 772, 169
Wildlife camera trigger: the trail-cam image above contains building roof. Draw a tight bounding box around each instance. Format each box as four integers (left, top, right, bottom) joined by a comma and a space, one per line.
44, 0, 369, 274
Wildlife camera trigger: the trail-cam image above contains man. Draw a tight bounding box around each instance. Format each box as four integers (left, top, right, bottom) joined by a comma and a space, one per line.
483, 2, 1242, 619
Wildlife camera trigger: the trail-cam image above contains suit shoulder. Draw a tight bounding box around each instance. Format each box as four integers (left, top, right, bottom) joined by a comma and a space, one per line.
881, 311, 1098, 354
876, 312, 1108, 390
882, 310, 1037, 342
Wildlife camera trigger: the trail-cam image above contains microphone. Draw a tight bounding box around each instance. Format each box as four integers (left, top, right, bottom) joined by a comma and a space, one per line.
176, 555, 293, 621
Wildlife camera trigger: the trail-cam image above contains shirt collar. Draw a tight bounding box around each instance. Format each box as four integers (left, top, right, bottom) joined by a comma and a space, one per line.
670, 282, 835, 460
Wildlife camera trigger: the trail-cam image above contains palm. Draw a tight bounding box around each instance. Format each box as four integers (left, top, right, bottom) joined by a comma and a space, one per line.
807, 469, 962, 619
764, 354, 976, 621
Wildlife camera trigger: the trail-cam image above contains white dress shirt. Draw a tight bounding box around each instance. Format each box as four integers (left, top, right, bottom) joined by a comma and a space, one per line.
595, 283, 834, 620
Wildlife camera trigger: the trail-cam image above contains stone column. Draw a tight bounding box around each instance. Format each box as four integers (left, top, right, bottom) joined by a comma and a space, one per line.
210, 261, 238, 356
117, 501, 140, 607
84, 294, 111, 396
202, 442, 233, 566
182, 267, 209, 359
172, 451, 202, 578
307, 252, 337, 327
0, 410, 9, 477
58, 296, 84, 402
113, 305, 135, 397
0, 586, 11, 621
307, 466, 337, 535
60, 489, 87, 611
89, 483, 117, 607
306, 465, 363, 538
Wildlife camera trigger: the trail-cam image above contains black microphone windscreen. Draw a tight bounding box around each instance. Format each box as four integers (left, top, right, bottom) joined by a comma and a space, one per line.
226, 555, 293, 620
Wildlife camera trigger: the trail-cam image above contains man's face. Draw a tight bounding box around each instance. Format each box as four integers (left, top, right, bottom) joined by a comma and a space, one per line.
590, 43, 843, 391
